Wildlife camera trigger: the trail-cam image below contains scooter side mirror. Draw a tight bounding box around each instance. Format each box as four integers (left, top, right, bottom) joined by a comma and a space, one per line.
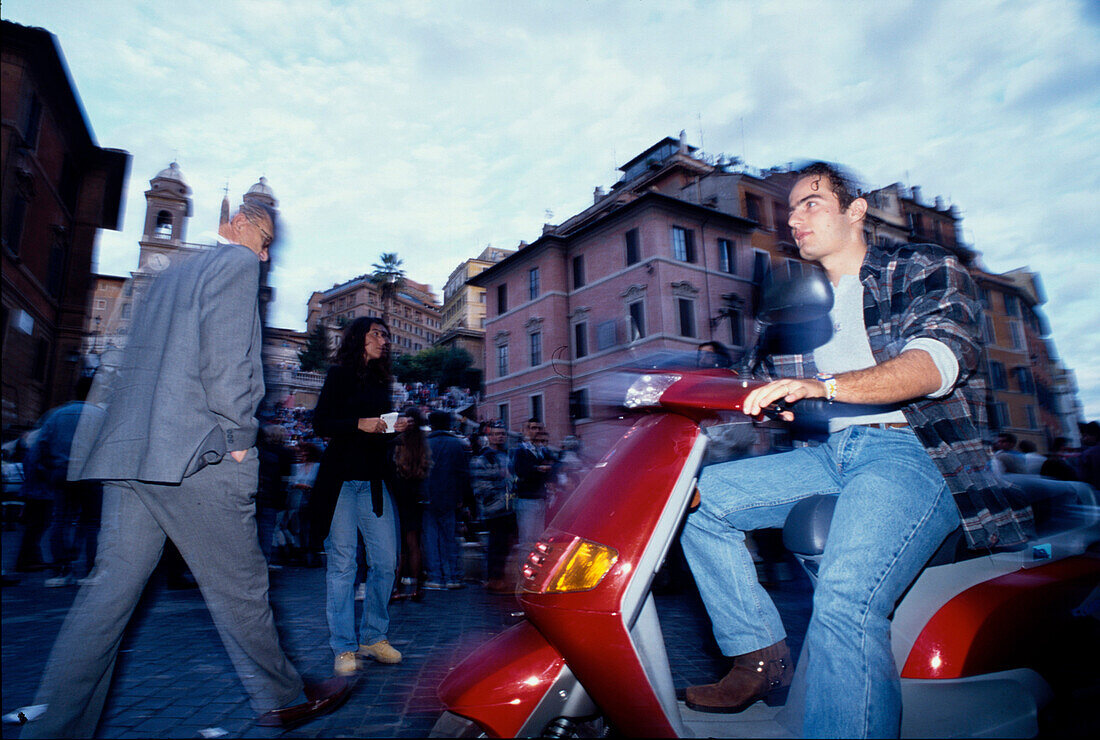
758, 270, 834, 325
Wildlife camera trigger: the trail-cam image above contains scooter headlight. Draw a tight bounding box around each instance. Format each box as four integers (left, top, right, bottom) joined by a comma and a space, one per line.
523, 534, 619, 594
623, 373, 681, 409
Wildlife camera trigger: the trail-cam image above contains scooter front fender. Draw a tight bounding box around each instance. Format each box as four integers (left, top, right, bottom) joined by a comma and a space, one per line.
437, 619, 595, 738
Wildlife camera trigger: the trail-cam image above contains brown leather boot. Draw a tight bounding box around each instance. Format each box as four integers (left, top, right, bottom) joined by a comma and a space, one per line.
685, 639, 792, 713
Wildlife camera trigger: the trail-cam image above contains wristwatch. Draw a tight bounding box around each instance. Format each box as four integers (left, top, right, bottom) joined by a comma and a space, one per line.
816, 372, 838, 402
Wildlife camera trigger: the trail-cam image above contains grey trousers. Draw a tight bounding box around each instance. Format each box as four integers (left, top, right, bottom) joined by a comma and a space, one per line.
24, 450, 303, 738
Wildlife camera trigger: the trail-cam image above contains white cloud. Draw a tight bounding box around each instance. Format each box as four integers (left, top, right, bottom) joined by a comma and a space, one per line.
4, 0, 1099, 416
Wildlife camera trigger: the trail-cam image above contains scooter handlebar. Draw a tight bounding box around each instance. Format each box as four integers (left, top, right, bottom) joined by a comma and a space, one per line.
758, 397, 832, 421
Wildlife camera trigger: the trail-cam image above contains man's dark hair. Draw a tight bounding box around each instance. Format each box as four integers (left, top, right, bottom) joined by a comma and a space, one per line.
336, 316, 391, 384
997, 432, 1017, 447
1018, 439, 1036, 454
795, 161, 861, 211
1051, 436, 1069, 453
429, 410, 452, 432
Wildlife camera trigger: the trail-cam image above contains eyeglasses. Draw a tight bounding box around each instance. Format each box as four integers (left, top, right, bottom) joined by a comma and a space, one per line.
251, 220, 274, 247
241, 213, 274, 248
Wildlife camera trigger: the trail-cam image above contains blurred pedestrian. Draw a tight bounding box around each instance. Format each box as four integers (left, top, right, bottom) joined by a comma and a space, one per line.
422, 411, 470, 589
392, 406, 431, 601
990, 432, 1025, 477
288, 442, 323, 563
1078, 421, 1100, 490
1016, 439, 1044, 475
471, 423, 515, 593
513, 419, 551, 551
1040, 437, 1079, 482
313, 317, 409, 675
25, 203, 348, 736
24, 376, 103, 587
258, 425, 293, 567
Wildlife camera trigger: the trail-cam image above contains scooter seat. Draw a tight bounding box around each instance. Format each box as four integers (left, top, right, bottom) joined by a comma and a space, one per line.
781, 494, 968, 568
782, 495, 836, 556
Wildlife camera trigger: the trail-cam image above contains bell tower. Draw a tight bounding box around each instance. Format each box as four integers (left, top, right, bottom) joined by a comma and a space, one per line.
138, 161, 194, 273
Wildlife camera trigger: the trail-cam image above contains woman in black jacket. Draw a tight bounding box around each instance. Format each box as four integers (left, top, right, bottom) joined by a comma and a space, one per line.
312, 317, 408, 676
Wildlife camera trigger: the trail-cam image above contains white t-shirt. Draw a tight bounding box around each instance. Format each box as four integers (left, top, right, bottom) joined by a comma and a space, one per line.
812, 275, 959, 433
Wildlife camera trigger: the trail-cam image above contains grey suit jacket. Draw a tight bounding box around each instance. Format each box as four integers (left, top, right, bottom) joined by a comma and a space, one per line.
71, 243, 265, 484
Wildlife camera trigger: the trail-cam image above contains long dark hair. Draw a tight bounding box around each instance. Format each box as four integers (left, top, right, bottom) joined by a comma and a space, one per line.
394, 405, 431, 480
336, 316, 391, 385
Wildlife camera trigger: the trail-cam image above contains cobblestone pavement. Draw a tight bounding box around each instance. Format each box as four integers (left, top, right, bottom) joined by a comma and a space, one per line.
1, 549, 812, 739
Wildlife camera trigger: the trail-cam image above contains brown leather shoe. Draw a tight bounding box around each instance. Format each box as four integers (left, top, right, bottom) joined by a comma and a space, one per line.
256, 677, 352, 728
685, 639, 792, 714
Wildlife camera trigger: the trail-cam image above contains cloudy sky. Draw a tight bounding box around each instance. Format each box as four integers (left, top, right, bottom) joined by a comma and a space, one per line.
4, 0, 1099, 416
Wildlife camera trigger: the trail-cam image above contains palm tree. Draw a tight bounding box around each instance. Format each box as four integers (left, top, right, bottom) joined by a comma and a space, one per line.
370, 252, 406, 325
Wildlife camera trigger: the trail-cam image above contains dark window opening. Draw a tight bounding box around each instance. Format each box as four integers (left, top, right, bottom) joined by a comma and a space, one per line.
629, 301, 646, 341
155, 210, 174, 239
528, 267, 540, 300
678, 298, 696, 338
530, 331, 542, 366
672, 226, 695, 262
569, 388, 591, 421
574, 322, 588, 359
625, 229, 639, 265
718, 239, 735, 274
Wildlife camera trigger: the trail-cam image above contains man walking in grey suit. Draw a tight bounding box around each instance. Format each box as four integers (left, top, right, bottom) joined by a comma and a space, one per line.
23, 203, 348, 737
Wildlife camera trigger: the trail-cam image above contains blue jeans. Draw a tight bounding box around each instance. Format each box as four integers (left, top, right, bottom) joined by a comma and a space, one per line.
682, 426, 959, 738
325, 481, 398, 654
422, 508, 459, 583
514, 497, 546, 551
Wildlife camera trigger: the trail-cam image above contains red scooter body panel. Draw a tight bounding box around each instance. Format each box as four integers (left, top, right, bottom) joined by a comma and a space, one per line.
518, 413, 702, 736
901, 556, 1100, 679
436, 620, 566, 738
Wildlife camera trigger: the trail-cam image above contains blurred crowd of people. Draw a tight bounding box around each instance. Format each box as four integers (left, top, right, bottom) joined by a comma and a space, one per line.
5, 385, 1099, 593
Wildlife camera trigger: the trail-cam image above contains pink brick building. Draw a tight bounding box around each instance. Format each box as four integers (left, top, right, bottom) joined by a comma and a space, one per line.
471, 136, 778, 445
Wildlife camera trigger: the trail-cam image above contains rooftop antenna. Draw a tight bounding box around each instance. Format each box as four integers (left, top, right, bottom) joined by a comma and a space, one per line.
697, 112, 704, 152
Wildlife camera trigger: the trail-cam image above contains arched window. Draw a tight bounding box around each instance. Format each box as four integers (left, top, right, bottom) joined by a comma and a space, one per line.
155, 210, 173, 239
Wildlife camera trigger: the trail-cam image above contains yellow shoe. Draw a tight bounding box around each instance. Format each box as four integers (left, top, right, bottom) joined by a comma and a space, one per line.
334, 651, 359, 676
358, 639, 402, 664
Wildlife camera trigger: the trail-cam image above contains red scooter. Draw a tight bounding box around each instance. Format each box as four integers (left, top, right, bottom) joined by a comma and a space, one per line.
433, 278, 1099, 737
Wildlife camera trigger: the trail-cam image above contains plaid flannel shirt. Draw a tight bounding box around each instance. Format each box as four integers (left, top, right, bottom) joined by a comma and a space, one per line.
744, 242, 1033, 550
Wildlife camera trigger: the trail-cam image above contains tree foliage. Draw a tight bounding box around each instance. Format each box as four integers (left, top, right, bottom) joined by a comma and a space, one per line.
370, 252, 406, 324
298, 324, 330, 372
393, 345, 477, 389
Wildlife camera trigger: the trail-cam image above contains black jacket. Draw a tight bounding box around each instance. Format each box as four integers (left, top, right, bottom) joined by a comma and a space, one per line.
311, 365, 393, 531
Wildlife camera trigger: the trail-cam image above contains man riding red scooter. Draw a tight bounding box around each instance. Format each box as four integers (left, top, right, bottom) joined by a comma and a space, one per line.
681, 161, 1033, 737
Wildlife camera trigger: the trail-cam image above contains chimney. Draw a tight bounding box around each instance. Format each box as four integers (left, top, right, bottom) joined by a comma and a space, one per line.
678, 129, 688, 153
518, 240, 529, 250
594, 186, 605, 203
934, 196, 945, 210
911, 186, 922, 205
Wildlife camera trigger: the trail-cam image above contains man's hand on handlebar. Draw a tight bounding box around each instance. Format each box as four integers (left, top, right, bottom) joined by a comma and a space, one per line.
745, 377, 828, 420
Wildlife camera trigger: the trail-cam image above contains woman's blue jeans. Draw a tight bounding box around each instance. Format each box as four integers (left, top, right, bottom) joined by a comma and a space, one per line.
682, 426, 960, 738
325, 480, 398, 654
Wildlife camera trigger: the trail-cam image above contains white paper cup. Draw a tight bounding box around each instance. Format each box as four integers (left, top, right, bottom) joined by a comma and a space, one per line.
381, 412, 399, 433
